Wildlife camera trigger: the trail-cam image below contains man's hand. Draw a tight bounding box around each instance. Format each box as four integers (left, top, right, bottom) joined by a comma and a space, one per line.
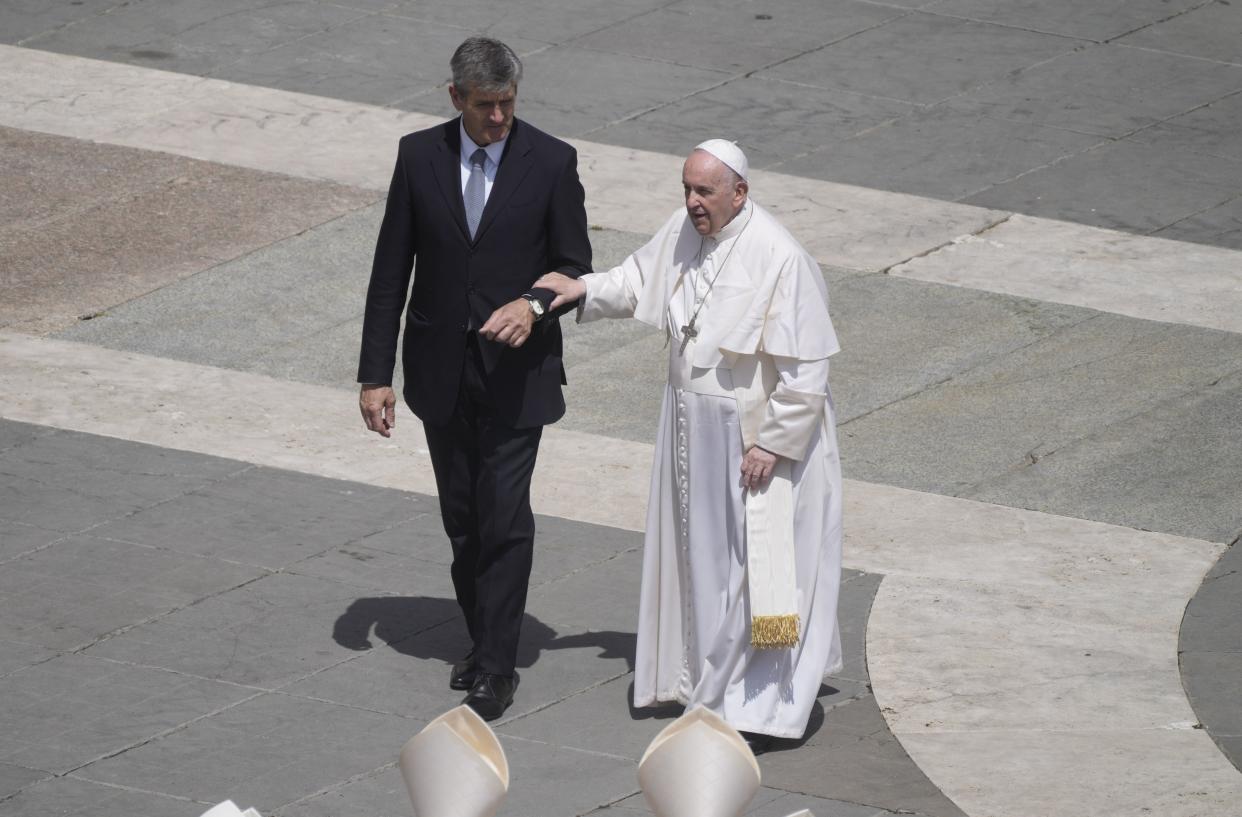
480, 298, 535, 347
534, 272, 587, 310
741, 445, 779, 490
360, 384, 396, 438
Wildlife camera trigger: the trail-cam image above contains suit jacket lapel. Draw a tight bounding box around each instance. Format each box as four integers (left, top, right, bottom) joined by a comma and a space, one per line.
430, 119, 471, 242
472, 119, 534, 245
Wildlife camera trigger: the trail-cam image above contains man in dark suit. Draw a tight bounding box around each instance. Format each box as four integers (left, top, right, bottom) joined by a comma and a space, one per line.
357, 37, 591, 720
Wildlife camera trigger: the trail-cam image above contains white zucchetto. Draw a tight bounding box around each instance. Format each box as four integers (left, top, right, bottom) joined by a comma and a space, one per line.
694, 139, 749, 181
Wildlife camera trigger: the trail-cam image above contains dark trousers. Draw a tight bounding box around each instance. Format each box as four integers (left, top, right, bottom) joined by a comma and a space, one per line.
423, 333, 542, 677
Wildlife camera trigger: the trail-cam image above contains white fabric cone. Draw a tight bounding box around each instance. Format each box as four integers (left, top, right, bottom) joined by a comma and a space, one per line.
638, 706, 761, 817
399, 705, 509, 817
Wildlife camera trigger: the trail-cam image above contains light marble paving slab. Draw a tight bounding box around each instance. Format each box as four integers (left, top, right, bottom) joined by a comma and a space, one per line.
1, 333, 1238, 816
890, 213, 1242, 334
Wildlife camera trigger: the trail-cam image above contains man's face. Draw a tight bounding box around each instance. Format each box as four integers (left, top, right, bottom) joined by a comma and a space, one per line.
450, 83, 516, 146
682, 151, 747, 236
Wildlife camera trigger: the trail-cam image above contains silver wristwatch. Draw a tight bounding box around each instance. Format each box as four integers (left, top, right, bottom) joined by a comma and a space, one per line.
522, 294, 546, 321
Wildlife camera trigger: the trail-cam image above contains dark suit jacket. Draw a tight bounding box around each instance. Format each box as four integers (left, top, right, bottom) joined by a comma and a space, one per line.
357, 117, 592, 429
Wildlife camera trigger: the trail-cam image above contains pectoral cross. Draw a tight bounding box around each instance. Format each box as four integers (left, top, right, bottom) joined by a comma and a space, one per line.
678, 320, 698, 352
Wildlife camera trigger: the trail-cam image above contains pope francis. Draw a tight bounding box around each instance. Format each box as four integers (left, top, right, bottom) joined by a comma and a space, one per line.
535, 140, 843, 752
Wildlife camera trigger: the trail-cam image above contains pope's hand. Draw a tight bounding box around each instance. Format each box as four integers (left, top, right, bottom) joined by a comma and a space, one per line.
533, 272, 586, 310
741, 445, 779, 490
360, 384, 396, 438
480, 298, 535, 347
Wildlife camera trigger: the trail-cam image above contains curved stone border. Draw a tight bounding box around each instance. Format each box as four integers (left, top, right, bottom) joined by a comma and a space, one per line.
849, 483, 1240, 817
1181, 541, 1242, 770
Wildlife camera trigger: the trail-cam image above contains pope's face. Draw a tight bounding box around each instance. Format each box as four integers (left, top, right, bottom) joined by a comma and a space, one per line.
450, 83, 516, 146
682, 151, 747, 236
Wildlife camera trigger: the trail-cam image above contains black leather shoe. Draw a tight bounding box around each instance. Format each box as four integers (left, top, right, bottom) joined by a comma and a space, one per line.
462, 671, 519, 721
449, 650, 478, 691
740, 730, 774, 756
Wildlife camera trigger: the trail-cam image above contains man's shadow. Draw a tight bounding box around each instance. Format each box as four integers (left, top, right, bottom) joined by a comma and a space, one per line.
332, 595, 635, 672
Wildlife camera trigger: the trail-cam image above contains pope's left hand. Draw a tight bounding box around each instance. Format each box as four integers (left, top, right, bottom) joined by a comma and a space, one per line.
741, 445, 779, 490
480, 298, 535, 347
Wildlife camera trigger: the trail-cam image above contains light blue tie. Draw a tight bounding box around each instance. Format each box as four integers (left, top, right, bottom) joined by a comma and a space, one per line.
464, 147, 487, 239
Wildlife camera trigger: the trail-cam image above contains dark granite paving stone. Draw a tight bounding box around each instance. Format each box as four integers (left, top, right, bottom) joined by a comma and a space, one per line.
836, 570, 882, 684
0, 762, 47, 799
1181, 550, 1242, 651
0, 654, 257, 775
0, 519, 63, 562
1129, 90, 1242, 163
524, 545, 644, 633
83, 571, 433, 688
498, 736, 645, 817
0, 534, 265, 652
207, 11, 522, 107
287, 610, 634, 721
774, 102, 1102, 200
1182, 652, 1242, 734
271, 764, 408, 817
760, 11, 1079, 106
90, 466, 428, 569
924, 0, 1207, 42
595, 75, 919, 170
0, 428, 244, 534
962, 138, 1242, 233
966, 370, 1242, 543
73, 692, 422, 811
18, 0, 367, 77
0, 775, 204, 817
514, 45, 730, 138
0, 419, 56, 455
572, 0, 904, 74
1151, 194, 1242, 250
759, 696, 966, 817
1116, 0, 1242, 64
379, 0, 673, 44
0, 0, 122, 45
959, 43, 1242, 138
0, 638, 57, 680
747, 791, 890, 817
842, 317, 1242, 539
0, 127, 377, 334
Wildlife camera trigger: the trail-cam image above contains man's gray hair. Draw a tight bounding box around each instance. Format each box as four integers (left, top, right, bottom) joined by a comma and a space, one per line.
450, 37, 523, 96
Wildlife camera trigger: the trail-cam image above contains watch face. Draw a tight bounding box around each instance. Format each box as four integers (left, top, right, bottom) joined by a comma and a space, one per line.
529, 298, 545, 316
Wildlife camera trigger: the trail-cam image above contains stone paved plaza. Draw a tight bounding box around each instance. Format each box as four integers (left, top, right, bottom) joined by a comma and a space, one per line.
1, 2, 1241, 816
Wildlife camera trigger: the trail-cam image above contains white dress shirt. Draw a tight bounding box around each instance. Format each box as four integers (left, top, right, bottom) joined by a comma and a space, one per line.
459, 121, 506, 202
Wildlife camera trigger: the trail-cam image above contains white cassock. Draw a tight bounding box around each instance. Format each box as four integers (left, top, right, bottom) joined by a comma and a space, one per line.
578, 199, 844, 739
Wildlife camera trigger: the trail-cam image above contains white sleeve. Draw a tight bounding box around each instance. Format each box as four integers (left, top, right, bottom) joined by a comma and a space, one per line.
756, 355, 829, 461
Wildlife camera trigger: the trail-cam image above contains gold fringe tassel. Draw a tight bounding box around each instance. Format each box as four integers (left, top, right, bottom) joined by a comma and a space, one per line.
750, 614, 799, 649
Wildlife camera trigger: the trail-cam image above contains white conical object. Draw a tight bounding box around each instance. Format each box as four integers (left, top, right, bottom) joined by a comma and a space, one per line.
782, 810, 814, 817
399, 705, 509, 817
638, 706, 761, 817
199, 802, 262, 817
